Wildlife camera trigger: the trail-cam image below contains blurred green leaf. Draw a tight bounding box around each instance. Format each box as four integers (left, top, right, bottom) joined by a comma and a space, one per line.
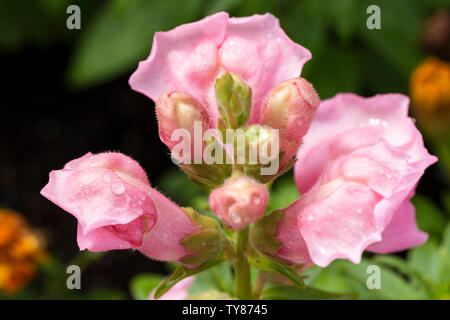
262, 285, 357, 300
68, 0, 203, 89
130, 273, 164, 300
357, 0, 424, 77
157, 168, 205, 207
412, 194, 447, 239
266, 173, 299, 212
153, 258, 223, 299
188, 261, 234, 296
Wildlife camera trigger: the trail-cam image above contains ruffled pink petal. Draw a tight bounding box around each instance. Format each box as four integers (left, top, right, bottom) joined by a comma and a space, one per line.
320, 140, 428, 199
129, 12, 228, 126
221, 13, 311, 124
77, 214, 155, 252
295, 181, 382, 267
64, 152, 149, 184
295, 94, 437, 194
138, 187, 200, 262
368, 199, 428, 253
41, 166, 155, 235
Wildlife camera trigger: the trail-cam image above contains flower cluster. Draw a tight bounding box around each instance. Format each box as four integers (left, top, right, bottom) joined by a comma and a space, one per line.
41, 12, 437, 299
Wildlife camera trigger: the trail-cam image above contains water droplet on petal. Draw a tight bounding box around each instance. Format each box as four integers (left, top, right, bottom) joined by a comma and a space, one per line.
111, 183, 125, 195
307, 214, 315, 222
83, 186, 90, 194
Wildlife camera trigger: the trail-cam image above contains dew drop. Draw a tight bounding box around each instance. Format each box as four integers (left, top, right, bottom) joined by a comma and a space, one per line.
83, 186, 90, 194
307, 214, 315, 222
111, 183, 125, 195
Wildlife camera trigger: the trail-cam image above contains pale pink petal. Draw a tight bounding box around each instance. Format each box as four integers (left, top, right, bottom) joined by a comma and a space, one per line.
295, 94, 437, 194
41, 167, 156, 236
138, 188, 199, 262
77, 214, 155, 252
320, 140, 428, 199
221, 13, 311, 123
129, 12, 228, 126
295, 181, 382, 267
368, 199, 428, 253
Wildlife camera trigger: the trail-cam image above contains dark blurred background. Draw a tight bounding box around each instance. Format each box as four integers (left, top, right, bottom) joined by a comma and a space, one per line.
1, 0, 449, 299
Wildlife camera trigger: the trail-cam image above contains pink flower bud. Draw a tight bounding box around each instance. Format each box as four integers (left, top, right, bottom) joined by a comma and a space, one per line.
260, 78, 320, 161
209, 176, 268, 230
156, 91, 210, 162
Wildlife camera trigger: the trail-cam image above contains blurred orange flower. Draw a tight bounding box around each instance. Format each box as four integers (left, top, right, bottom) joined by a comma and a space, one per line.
410, 57, 450, 117
0, 209, 47, 294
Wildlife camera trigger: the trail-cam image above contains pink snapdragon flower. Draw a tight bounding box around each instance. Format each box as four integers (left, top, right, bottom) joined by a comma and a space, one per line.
209, 176, 268, 230
262, 94, 437, 267
129, 12, 314, 157
41, 152, 201, 264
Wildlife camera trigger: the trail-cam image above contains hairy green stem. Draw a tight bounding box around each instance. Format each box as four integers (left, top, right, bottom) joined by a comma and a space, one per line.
234, 227, 252, 299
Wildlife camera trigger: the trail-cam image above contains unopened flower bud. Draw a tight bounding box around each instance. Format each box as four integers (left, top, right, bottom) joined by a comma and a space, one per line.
209, 176, 268, 231
215, 72, 252, 130
156, 92, 210, 162
260, 78, 320, 161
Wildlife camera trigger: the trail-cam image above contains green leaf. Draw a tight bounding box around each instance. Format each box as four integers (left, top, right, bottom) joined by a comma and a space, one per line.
266, 173, 299, 213
409, 241, 441, 284
130, 273, 164, 300
343, 259, 422, 299
262, 285, 357, 300
188, 262, 235, 297
412, 194, 447, 239
248, 253, 306, 289
68, 0, 203, 88
443, 224, 450, 254
153, 259, 224, 299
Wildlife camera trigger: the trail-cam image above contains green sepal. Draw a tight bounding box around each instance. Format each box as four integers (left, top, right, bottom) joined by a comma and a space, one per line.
245, 155, 296, 184
180, 208, 227, 266
215, 72, 252, 130
248, 252, 306, 289
153, 258, 224, 299
179, 161, 232, 191
250, 210, 284, 256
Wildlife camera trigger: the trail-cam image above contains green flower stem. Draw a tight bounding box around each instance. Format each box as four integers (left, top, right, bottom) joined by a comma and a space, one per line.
234, 227, 252, 299
252, 271, 265, 299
